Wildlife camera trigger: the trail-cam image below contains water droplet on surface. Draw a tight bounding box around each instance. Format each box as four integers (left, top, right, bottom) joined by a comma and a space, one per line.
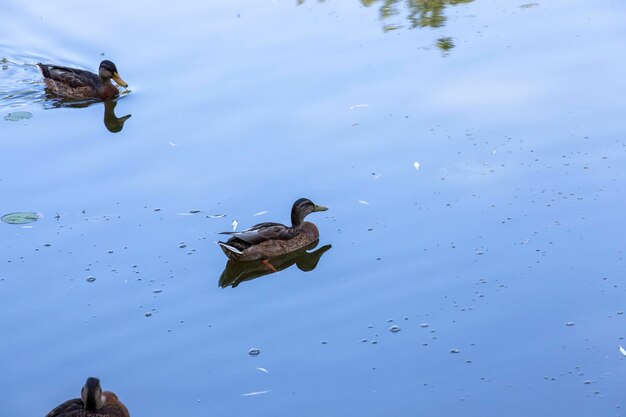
248, 348, 261, 356
389, 325, 401, 333
86, 276, 96, 283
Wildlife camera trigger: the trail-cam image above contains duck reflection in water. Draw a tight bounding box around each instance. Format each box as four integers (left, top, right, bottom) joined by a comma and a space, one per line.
103, 100, 131, 132
42, 98, 131, 133
219, 240, 332, 288
38, 60, 131, 132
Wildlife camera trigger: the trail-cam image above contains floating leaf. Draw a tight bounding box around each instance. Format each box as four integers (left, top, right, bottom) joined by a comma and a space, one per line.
2, 212, 40, 224
4, 111, 33, 121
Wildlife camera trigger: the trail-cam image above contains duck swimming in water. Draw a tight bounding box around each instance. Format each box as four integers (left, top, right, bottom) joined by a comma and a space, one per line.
218, 198, 328, 263
45, 377, 130, 417
37, 60, 128, 100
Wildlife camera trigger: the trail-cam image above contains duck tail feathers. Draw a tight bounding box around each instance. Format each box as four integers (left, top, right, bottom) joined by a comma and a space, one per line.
37, 63, 50, 78
217, 241, 243, 255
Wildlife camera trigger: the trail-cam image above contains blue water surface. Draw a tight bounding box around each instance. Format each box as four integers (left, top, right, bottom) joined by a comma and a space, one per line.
1, 1, 626, 416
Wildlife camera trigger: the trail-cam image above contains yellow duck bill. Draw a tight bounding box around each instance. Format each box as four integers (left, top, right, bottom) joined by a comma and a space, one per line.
112, 73, 128, 88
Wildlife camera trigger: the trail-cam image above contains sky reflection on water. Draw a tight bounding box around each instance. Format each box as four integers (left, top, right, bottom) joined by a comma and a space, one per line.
1, 1, 626, 416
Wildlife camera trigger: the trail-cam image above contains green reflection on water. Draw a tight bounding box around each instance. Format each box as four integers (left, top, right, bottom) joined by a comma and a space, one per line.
436, 36, 455, 55
299, 0, 474, 53
361, 0, 474, 29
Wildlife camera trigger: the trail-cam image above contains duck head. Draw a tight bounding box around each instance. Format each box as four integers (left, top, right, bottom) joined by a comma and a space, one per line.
291, 198, 328, 227
81, 377, 106, 411
99, 60, 128, 88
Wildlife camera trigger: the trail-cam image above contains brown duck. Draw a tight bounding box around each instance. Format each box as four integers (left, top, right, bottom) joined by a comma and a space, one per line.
218, 198, 328, 265
37, 60, 128, 100
45, 377, 130, 417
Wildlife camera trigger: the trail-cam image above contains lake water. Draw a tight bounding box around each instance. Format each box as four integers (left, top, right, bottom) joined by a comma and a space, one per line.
1, 1, 626, 416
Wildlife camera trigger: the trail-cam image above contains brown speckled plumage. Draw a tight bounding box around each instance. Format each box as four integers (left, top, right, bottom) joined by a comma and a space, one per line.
218, 198, 328, 261
220, 222, 321, 261
38, 60, 127, 100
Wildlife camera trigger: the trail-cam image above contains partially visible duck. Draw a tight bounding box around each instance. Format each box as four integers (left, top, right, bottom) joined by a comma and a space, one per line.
45, 377, 130, 417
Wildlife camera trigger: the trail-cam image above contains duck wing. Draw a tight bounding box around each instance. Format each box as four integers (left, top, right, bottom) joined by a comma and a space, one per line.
220, 222, 297, 244
38, 63, 99, 88
45, 398, 84, 417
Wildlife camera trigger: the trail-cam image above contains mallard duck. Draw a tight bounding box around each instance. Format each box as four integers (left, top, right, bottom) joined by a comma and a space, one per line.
45, 377, 130, 417
218, 198, 328, 263
37, 60, 128, 100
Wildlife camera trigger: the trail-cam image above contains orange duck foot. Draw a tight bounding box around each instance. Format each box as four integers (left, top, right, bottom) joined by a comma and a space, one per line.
262, 259, 278, 273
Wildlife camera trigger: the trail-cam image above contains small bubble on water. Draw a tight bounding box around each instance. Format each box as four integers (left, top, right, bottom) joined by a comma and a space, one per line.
248, 348, 261, 356
86, 276, 96, 283
566, 321, 574, 326
389, 325, 401, 333
450, 348, 461, 354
